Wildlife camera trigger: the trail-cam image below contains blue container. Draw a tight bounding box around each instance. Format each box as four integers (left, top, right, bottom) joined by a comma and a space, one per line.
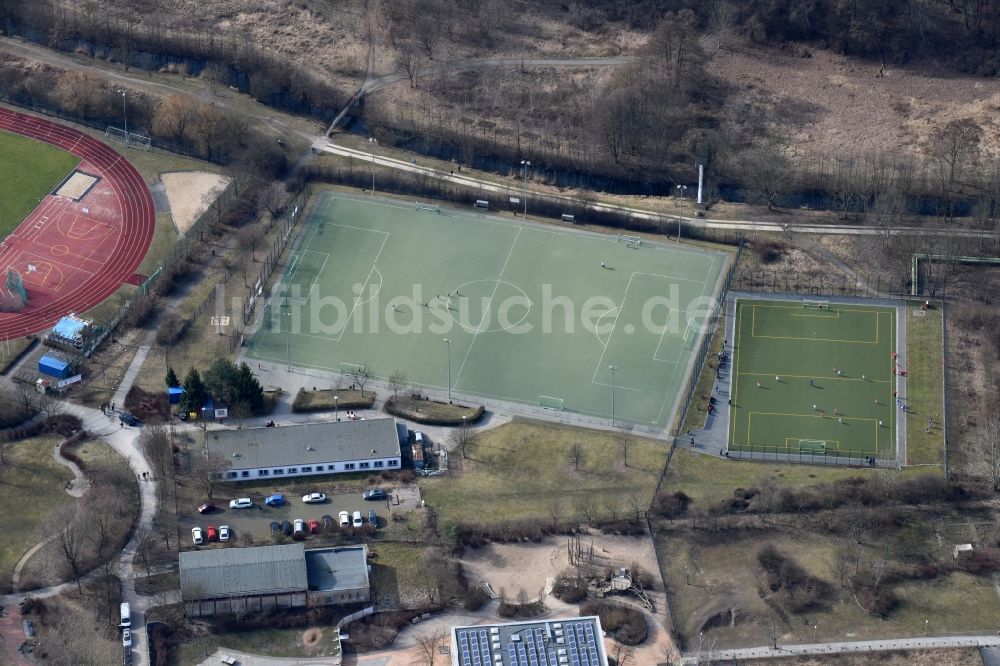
38, 355, 71, 379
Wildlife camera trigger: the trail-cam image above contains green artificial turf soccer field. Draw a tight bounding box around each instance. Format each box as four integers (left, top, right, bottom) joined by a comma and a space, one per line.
248, 193, 728, 426
0, 130, 80, 238
728, 299, 898, 458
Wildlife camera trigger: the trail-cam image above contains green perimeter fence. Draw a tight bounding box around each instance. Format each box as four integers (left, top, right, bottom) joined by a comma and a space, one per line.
727, 444, 888, 467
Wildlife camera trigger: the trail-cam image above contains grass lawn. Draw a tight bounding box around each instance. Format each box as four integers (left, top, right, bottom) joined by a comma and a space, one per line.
0, 130, 79, 239
663, 447, 873, 505
137, 213, 180, 276
0, 336, 35, 374
904, 303, 945, 466
0, 435, 75, 591
134, 570, 178, 596
421, 419, 669, 524
658, 525, 1000, 649
176, 626, 341, 665
679, 305, 728, 435
367, 541, 429, 608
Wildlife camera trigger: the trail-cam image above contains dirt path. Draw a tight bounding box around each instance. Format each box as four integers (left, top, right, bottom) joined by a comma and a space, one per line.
0, 602, 31, 666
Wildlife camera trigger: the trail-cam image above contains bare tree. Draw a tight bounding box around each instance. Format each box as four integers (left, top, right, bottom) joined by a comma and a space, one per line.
741, 142, 790, 211
619, 436, 634, 468
610, 643, 635, 666
134, 528, 156, 582
626, 492, 644, 526
388, 369, 407, 401
141, 425, 171, 482
574, 494, 598, 523
603, 495, 622, 524
567, 442, 586, 471
53, 509, 88, 593
153, 514, 174, 551
975, 414, 1000, 491
548, 498, 565, 529
448, 421, 475, 459
414, 630, 445, 665
350, 363, 372, 397
188, 453, 231, 500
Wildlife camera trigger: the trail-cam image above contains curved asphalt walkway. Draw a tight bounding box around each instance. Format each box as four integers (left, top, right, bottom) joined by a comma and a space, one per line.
684, 635, 1000, 664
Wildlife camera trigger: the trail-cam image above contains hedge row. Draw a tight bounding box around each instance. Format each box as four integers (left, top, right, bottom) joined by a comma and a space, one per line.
291, 388, 375, 413
384, 399, 485, 426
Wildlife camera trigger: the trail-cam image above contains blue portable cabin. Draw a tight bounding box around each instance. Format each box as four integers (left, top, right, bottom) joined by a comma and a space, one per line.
38, 355, 71, 379
167, 386, 185, 404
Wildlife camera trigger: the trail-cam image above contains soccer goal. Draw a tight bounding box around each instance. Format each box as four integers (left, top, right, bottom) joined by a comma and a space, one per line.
415, 202, 441, 214
539, 395, 565, 411
802, 298, 830, 310
339, 362, 365, 376
797, 439, 828, 454
681, 318, 698, 350
619, 234, 642, 248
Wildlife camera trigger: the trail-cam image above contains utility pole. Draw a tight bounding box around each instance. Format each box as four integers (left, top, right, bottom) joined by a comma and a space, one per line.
369, 137, 377, 194
609, 364, 619, 427
121, 90, 128, 149
520, 159, 530, 217
444, 338, 454, 402
282, 310, 292, 371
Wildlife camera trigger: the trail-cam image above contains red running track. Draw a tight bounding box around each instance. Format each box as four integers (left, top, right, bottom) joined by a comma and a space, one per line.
0, 108, 154, 340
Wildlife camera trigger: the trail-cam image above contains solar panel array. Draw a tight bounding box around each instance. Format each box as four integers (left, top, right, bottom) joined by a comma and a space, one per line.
456, 620, 602, 666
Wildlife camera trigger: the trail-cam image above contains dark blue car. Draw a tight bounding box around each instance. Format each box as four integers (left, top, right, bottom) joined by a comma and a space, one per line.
264, 494, 285, 507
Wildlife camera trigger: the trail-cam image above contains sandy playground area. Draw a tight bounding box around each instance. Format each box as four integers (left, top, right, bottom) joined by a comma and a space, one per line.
161, 171, 231, 234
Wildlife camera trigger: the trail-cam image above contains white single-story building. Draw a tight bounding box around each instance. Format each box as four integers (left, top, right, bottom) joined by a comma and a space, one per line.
209, 418, 402, 481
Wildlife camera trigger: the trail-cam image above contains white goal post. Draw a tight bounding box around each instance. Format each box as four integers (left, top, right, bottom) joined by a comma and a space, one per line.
618, 234, 642, 248
802, 298, 829, 309
415, 202, 441, 214
104, 126, 151, 151
539, 395, 565, 411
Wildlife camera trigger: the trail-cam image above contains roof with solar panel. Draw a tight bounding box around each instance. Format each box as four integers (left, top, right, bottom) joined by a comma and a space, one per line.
450, 616, 607, 666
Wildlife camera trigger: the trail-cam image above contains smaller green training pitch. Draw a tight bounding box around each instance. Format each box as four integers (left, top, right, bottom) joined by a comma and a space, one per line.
248, 193, 728, 427
729, 298, 898, 459
0, 130, 80, 238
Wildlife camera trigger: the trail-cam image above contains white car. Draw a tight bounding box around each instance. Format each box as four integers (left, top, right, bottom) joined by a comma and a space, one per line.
191, 527, 204, 545
338, 511, 350, 527
122, 628, 132, 647
219, 525, 231, 542
352, 510, 363, 528
229, 498, 253, 509
302, 492, 327, 504
293, 518, 305, 534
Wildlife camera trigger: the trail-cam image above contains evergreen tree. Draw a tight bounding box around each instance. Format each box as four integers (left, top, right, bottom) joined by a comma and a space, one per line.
165, 367, 180, 389
180, 368, 209, 414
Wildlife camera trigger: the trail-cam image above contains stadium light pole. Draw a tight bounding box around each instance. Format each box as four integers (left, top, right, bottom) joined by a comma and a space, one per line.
369, 137, 377, 195
281, 310, 292, 371
121, 90, 128, 149
676, 184, 687, 207
443, 338, 454, 403
520, 159, 530, 217
609, 364, 619, 427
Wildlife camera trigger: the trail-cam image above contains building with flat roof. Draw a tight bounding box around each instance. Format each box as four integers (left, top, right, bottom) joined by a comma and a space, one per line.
180, 543, 308, 617
450, 617, 608, 666
304, 545, 371, 605
208, 418, 402, 481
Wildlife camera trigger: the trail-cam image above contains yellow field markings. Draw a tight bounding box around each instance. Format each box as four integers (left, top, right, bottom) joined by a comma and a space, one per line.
785, 437, 843, 451
748, 304, 882, 344
746, 411, 881, 452
790, 310, 841, 319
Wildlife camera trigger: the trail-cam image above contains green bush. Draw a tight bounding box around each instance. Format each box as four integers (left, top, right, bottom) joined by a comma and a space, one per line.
384, 397, 484, 426
579, 600, 647, 645
292, 388, 375, 413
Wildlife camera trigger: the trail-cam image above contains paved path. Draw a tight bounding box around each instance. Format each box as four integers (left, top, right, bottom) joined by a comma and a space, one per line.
684, 635, 1000, 663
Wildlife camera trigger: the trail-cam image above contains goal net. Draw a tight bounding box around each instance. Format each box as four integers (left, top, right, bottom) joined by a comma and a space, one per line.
339, 362, 365, 376
681, 318, 697, 350
797, 439, 828, 454
619, 234, 642, 248
802, 299, 829, 310
415, 202, 441, 214
539, 395, 565, 411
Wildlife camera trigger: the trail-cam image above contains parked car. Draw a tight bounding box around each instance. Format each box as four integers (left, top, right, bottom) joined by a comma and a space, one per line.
229, 498, 253, 509
302, 492, 326, 504
197, 502, 216, 514
121, 413, 141, 427
219, 525, 231, 542
191, 527, 204, 545
322, 515, 335, 531
206, 526, 218, 541
293, 518, 305, 534
264, 494, 285, 507
270, 521, 281, 535
352, 511, 363, 528
338, 511, 350, 527
368, 509, 377, 527
281, 520, 293, 536
363, 488, 387, 501
121, 628, 132, 648
307, 519, 320, 534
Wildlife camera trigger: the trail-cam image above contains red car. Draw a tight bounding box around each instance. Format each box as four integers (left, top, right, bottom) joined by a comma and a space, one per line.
307, 519, 320, 534
206, 525, 218, 541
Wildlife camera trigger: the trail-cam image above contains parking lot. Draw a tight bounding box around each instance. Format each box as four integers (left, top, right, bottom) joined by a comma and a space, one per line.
182, 488, 401, 548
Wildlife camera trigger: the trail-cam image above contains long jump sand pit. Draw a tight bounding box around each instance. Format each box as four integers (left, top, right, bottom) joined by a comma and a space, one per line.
161, 171, 231, 234
55, 172, 98, 200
